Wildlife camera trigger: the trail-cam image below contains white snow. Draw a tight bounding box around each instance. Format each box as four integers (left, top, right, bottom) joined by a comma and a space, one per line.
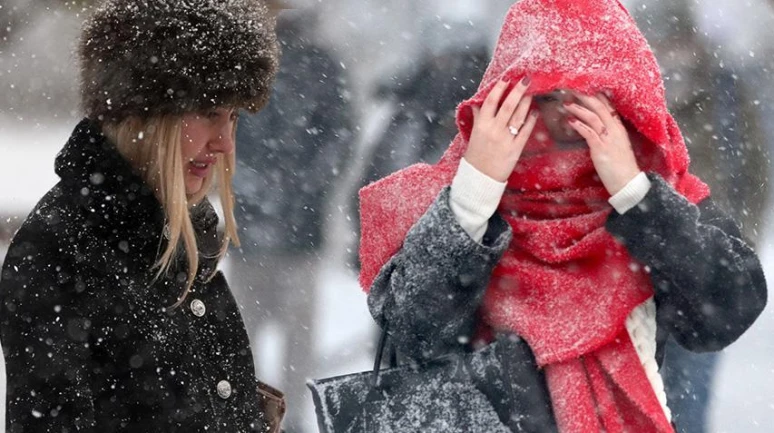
0, 119, 73, 215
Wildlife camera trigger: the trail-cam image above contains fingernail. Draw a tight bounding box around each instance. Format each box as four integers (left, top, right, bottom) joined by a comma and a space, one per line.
522, 76, 531, 86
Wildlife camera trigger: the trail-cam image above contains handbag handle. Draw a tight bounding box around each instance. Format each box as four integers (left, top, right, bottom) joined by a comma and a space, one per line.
370, 327, 398, 388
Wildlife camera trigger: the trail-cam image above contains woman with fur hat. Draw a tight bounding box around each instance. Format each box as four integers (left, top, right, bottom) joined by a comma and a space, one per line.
0, 0, 284, 431
359, 0, 767, 431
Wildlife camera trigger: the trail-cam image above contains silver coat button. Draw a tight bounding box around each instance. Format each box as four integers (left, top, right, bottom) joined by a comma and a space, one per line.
217, 380, 232, 399
190, 299, 206, 317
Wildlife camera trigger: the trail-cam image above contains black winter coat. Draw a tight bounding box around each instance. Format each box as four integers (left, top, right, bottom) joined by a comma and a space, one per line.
368, 176, 767, 432
0, 120, 272, 432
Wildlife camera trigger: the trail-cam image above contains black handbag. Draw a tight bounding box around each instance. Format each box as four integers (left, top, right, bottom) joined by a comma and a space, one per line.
307, 329, 557, 433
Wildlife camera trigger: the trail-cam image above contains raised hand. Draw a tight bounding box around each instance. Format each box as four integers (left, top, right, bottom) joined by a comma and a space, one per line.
564, 93, 641, 195
464, 77, 538, 182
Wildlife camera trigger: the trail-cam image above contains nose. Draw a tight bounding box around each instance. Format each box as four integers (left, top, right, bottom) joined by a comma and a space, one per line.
557, 90, 576, 104
208, 122, 236, 155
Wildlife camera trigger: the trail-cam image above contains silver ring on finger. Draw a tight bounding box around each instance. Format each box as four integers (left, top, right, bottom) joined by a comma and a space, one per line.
508, 125, 521, 136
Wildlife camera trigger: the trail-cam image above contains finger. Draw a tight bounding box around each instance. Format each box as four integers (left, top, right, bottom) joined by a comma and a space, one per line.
596, 92, 615, 111
495, 76, 531, 128
471, 105, 481, 121
568, 117, 603, 150
513, 110, 539, 148
575, 93, 616, 126
506, 94, 533, 132
564, 102, 607, 136
481, 80, 509, 119
596, 93, 623, 124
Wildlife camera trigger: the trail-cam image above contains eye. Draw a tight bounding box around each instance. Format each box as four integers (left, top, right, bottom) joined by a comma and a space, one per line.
536, 95, 559, 103
206, 110, 220, 119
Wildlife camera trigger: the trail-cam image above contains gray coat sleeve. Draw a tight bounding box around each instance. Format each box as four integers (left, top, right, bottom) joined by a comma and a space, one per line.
367, 187, 512, 360
606, 174, 767, 352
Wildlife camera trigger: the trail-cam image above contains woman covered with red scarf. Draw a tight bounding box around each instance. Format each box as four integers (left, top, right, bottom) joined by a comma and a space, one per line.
358, 0, 767, 432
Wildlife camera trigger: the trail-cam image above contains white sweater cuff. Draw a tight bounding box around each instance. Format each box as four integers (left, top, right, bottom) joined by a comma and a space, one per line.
608, 172, 651, 215
449, 158, 507, 243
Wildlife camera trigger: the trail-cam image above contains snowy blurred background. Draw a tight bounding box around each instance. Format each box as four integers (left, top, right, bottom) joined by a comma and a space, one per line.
2, 0, 774, 432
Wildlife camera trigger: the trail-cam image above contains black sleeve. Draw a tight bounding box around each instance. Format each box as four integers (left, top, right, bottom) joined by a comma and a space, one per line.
367, 187, 512, 360
606, 174, 767, 352
0, 224, 98, 431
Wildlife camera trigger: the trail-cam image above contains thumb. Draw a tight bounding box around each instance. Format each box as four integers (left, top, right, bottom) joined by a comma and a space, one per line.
471, 105, 481, 120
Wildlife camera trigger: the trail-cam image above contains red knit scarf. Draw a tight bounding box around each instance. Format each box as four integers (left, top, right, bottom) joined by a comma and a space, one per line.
483, 141, 672, 432
359, 132, 704, 432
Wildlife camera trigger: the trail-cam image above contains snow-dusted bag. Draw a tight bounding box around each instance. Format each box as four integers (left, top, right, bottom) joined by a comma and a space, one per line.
307, 332, 553, 433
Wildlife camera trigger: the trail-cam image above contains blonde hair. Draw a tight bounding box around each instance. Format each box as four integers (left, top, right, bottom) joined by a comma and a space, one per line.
103, 115, 240, 308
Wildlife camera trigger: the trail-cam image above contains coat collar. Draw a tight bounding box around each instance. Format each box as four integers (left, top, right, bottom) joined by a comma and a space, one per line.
55, 118, 221, 278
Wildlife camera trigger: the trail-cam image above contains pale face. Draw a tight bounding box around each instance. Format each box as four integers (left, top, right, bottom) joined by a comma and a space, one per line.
534, 89, 585, 147
180, 108, 238, 195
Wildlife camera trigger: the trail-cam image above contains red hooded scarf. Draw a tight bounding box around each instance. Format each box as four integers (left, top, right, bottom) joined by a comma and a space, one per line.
359, 1, 709, 432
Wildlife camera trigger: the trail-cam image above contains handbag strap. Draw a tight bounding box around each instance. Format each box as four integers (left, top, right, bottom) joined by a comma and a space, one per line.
370, 327, 399, 387
370, 328, 388, 387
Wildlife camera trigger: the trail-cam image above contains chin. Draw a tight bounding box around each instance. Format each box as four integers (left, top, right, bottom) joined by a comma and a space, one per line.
185, 182, 204, 196
557, 131, 584, 144
555, 140, 587, 150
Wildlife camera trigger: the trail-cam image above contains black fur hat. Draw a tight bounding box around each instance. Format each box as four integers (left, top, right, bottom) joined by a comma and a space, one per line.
79, 0, 280, 122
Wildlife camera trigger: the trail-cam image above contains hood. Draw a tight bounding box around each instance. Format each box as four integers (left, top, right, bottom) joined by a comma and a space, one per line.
443, 0, 691, 178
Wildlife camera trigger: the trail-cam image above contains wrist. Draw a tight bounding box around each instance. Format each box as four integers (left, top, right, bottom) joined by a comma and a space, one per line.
450, 158, 506, 242
463, 151, 509, 183
452, 158, 507, 212
608, 167, 641, 196
609, 171, 651, 214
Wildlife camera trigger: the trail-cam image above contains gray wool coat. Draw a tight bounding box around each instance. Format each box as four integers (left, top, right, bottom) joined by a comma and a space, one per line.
367, 177, 767, 432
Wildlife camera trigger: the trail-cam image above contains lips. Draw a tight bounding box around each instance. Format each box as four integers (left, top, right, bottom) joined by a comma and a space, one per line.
188, 158, 217, 178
